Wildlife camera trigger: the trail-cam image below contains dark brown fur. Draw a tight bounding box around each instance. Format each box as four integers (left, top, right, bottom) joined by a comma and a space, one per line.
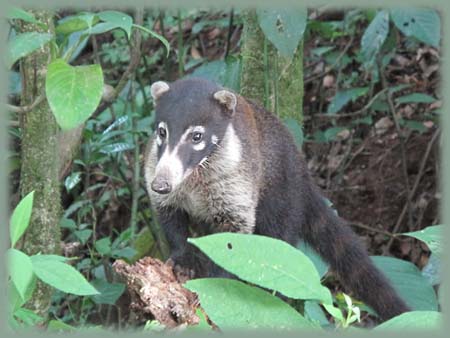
146, 78, 410, 321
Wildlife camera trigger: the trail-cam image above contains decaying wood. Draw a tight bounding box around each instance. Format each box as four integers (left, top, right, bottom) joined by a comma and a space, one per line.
113, 257, 199, 328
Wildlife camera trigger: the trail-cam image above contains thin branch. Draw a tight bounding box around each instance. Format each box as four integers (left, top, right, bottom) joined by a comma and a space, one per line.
304, 35, 354, 85
314, 88, 389, 118
350, 222, 396, 238
384, 128, 440, 253
223, 8, 234, 59
7, 95, 45, 114
378, 58, 414, 231
92, 9, 144, 117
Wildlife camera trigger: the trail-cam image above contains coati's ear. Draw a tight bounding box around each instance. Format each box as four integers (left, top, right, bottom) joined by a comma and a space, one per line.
213, 90, 237, 115
150, 81, 170, 102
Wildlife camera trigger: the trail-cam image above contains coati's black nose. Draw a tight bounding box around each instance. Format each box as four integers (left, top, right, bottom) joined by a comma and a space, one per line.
151, 178, 172, 194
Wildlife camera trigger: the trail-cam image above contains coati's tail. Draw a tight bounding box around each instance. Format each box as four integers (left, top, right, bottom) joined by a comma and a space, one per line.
302, 191, 410, 321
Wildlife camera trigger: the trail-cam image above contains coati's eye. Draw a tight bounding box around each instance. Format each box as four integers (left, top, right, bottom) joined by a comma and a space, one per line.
158, 127, 167, 139
192, 132, 203, 143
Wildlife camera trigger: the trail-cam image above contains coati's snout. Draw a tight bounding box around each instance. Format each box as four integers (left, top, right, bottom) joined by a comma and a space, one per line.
151, 176, 171, 194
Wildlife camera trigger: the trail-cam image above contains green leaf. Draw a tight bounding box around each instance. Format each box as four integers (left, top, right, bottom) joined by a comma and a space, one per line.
395, 93, 437, 104
6, 32, 53, 69
7, 7, 45, 28
400, 120, 428, 133
98, 11, 133, 39
422, 254, 441, 286
188, 233, 330, 303
56, 14, 97, 35
283, 118, 304, 147
304, 301, 330, 327
95, 237, 111, 255
257, 8, 307, 58
30, 255, 99, 296
402, 225, 443, 256
189, 57, 241, 91
65, 172, 81, 191
10, 191, 34, 247
372, 256, 438, 311
59, 217, 77, 230
132, 24, 170, 57
296, 241, 329, 278
375, 311, 442, 330
327, 87, 369, 114
13, 308, 44, 326
31, 254, 68, 263
99, 142, 134, 154
361, 11, 389, 63
111, 247, 137, 260
73, 229, 93, 245
185, 278, 318, 330
45, 59, 103, 130
90, 279, 125, 305
47, 320, 76, 332
391, 8, 440, 47
7, 249, 34, 301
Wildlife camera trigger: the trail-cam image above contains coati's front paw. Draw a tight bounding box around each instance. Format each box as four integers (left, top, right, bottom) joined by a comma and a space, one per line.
166, 256, 195, 283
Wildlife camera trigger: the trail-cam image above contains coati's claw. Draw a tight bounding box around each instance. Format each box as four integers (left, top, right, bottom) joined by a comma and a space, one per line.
166, 258, 195, 283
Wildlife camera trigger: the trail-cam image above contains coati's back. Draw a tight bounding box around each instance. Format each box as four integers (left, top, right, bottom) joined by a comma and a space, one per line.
145, 77, 410, 321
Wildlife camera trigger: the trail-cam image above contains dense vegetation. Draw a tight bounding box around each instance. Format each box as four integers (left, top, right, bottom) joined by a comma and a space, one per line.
7, 6, 442, 332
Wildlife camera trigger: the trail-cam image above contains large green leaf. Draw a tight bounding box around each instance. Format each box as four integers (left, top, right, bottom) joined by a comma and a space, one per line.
10, 191, 34, 247
98, 11, 133, 39
257, 8, 307, 59
185, 278, 318, 330
7, 248, 34, 301
372, 256, 438, 311
375, 311, 442, 330
30, 254, 99, 296
361, 10, 389, 63
45, 59, 103, 130
188, 233, 330, 303
327, 87, 369, 114
391, 8, 441, 47
402, 225, 443, 256
6, 32, 53, 68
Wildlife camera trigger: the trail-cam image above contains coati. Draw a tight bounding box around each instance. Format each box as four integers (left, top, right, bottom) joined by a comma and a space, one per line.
144, 77, 410, 321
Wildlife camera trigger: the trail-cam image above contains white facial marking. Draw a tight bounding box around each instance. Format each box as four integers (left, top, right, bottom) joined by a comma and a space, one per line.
193, 141, 206, 151
153, 126, 199, 190
221, 124, 241, 167
156, 121, 168, 146
211, 134, 219, 145
192, 126, 205, 133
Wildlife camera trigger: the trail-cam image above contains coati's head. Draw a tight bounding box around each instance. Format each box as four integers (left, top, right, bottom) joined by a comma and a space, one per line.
148, 78, 240, 195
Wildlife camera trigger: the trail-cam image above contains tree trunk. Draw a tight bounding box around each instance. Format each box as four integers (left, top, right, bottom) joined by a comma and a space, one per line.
240, 10, 304, 124
18, 10, 61, 318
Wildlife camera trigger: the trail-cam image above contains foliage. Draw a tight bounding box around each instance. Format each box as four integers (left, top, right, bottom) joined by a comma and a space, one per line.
256, 8, 307, 59
7, 193, 99, 328
184, 225, 442, 331
7, 5, 441, 332
7, 8, 169, 130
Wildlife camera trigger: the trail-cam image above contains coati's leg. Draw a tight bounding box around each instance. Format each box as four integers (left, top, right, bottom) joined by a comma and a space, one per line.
156, 207, 206, 277
300, 195, 410, 320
